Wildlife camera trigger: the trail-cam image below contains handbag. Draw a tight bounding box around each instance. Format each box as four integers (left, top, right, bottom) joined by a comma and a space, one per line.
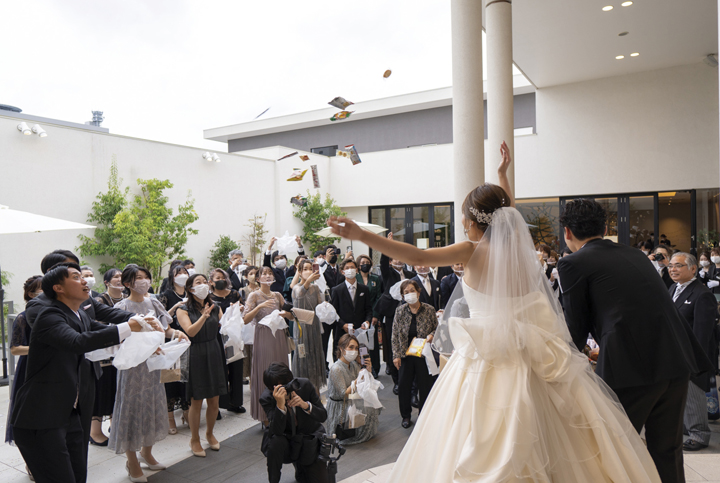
286, 329, 297, 353
333, 397, 356, 440
161, 366, 181, 383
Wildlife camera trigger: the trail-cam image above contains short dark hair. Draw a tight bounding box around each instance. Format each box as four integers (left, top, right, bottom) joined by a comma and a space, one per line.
340, 258, 357, 270
102, 268, 121, 288
23, 275, 43, 302
168, 264, 188, 289
263, 362, 294, 391
400, 279, 421, 295
182, 259, 195, 267
642, 241, 654, 251
559, 199, 607, 240
121, 264, 152, 296
272, 251, 286, 262
42, 262, 82, 299
314, 250, 325, 258
654, 244, 673, 257
40, 249, 79, 274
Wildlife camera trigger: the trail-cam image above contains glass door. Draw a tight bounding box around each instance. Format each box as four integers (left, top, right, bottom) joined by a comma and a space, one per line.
627, 195, 656, 247
594, 197, 619, 243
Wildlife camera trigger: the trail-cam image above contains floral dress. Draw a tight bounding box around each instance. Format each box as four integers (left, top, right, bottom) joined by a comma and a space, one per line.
291, 284, 327, 391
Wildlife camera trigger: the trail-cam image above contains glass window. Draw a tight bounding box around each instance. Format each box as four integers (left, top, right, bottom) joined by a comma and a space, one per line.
658, 191, 692, 253
370, 208, 386, 266
594, 198, 618, 243
515, 198, 560, 251
628, 196, 655, 248
434, 205, 452, 248
412, 206, 430, 249
696, 188, 719, 253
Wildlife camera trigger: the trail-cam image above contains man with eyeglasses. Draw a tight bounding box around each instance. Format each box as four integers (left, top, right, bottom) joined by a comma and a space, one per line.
668, 252, 719, 451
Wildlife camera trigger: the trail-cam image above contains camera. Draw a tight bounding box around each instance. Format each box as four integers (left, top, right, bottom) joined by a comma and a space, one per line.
654, 253, 665, 262
283, 378, 302, 396
334, 248, 341, 255
317, 433, 346, 483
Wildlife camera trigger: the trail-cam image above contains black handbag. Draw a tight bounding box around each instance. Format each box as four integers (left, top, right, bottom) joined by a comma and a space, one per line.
333, 398, 356, 440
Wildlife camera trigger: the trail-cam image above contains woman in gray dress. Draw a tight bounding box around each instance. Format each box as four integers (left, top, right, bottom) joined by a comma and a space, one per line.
325, 334, 381, 445
291, 260, 327, 392
110, 264, 189, 482
176, 273, 228, 457
243, 266, 292, 424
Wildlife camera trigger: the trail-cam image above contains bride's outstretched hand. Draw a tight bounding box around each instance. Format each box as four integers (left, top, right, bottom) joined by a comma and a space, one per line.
327, 216, 363, 240
498, 141, 511, 176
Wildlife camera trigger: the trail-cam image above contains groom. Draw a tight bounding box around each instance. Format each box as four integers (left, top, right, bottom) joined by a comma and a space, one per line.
558, 199, 712, 483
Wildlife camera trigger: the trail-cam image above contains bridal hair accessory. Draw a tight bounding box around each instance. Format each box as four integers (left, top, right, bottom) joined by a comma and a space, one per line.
469, 206, 494, 225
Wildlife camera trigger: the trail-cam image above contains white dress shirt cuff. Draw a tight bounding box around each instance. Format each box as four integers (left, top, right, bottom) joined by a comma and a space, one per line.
304, 402, 312, 414
117, 322, 132, 342
277, 407, 286, 414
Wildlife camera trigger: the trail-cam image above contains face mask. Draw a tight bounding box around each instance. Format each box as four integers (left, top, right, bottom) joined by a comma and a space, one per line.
701, 260, 711, 268
712, 256, 720, 264
316, 258, 326, 266
260, 275, 275, 285
214, 280, 227, 290
454, 270, 464, 277
302, 270, 314, 280
344, 350, 358, 362
187, 268, 196, 276
83, 277, 95, 287
404, 293, 419, 305
275, 258, 287, 269
547, 260, 556, 266
247, 274, 256, 282
360, 264, 371, 273
416, 268, 430, 276
391, 263, 404, 271
329, 255, 338, 265
110, 280, 123, 289
344, 269, 357, 278
192, 283, 210, 300
132, 279, 152, 295
174, 274, 189, 286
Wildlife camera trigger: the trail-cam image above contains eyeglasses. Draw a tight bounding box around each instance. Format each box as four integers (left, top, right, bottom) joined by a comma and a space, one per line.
667, 264, 688, 269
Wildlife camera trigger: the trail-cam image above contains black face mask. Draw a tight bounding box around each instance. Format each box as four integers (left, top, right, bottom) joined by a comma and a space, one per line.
329, 255, 338, 264
214, 280, 227, 290
360, 264, 371, 273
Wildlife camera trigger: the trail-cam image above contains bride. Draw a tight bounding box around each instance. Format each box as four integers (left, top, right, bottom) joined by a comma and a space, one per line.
327, 143, 660, 482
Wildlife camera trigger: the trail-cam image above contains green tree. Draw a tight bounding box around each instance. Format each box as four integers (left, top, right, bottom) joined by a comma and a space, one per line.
293, 190, 346, 254
0, 270, 11, 287
77, 157, 129, 273
209, 235, 240, 270
112, 178, 199, 286
243, 214, 268, 266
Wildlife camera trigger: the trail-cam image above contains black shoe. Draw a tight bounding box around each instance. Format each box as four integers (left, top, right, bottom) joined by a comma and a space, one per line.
216, 411, 223, 420
89, 436, 109, 447
683, 439, 708, 451
243, 379, 249, 385
401, 418, 413, 429
385, 367, 391, 375
393, 384, 399, 395
372, 371, 379, 379
411, 394, 420, 408
227, 405, 246, 414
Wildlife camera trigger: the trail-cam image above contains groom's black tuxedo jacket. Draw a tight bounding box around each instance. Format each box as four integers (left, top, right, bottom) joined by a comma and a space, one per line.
12, 300, 121, 430
558, 238, 712, 390
25, 292, 134, 328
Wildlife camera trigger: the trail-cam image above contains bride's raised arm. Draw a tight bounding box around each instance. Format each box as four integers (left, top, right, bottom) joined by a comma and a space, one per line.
497, 141, 515, 208
326, 219, 477, 268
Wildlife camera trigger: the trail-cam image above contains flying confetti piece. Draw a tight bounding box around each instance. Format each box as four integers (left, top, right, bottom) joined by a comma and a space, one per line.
290, 194, 308, 206
330, 111, 353, 122
255, 107, 271, 119
277, 151, 299, 161
328, 97, 354, 110
383, 69, 392, 78
337, 144, 362, 165
311, 165, 320, 189
287, 168, 308, 181
299, 155, 309, 161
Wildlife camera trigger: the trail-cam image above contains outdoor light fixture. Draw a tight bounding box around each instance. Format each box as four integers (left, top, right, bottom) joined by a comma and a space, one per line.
202, 152, 213, 161
616, 55, 625, 60
31, 124, 47, 137
17, 122, 31, 135
621, 1, 633, 6
212, 153, 221, 163
630, 52, 639, 57
602, 5, 613, 11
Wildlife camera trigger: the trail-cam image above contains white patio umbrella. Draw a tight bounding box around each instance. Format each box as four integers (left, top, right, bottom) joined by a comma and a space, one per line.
0, 205, 95, 234
314, 220, 388, 238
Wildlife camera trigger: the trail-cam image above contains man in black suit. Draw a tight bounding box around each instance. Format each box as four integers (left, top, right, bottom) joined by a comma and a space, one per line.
322, 245, 346, 289
650, 244, 675, 289
412, 265, 442, 311
558, 199, 713, 483
227, 248, 248, 291
259, 363, 328, 483
668, 252, 718, 451
440, 263, 464, 309
12, 263, 156, 483
263, 235, 306, 293
330, 259, 372, 361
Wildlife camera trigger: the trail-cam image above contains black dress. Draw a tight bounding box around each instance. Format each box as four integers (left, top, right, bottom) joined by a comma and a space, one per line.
92, 293, 121, 419
159, 289, 190, 412
182, 303, 228, 400
5, 311, 30, 444
210, 290, 246, 409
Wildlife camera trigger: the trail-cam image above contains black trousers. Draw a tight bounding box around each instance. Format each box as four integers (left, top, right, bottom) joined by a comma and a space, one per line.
322, 323, 333, 369
264, 433, 328, 483
398, 356, 435, 419
613, 376, 689, 483
219, 358, 244, 409
381, 317, 398, 384
369, 324, 381, 377
14, 409, 87, 483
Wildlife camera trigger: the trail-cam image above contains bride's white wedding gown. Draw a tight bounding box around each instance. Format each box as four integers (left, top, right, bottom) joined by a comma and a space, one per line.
387, 279, 661, 483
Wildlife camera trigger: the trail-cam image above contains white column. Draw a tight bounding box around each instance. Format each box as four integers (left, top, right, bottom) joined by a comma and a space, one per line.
451, 0, 485, 242
484, 0, 515, 191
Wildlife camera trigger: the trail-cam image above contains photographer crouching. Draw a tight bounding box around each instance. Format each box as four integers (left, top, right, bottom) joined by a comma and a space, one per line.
260, 362, 329, 483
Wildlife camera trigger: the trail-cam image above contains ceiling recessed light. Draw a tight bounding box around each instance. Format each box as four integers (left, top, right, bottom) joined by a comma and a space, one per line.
602, 5, 613, 11
630, 52, 639, 57
621, 1, 633, 6
619, 31, 629, 36
616, 55, 625, 60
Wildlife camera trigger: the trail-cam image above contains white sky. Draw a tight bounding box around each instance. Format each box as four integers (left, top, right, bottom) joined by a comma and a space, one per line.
1, 0, 461, 150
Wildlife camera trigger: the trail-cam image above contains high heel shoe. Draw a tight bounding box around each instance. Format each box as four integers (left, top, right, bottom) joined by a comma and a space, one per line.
168, 415, 178, 435
189, 442, 206, 457
126, 462, 148, 483
206, 433, 220, 451
181, 410, 189, 426
138, 454, 166, 470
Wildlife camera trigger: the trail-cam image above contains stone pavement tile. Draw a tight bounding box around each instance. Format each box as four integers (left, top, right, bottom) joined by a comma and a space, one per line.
0, 462, 33, 483
368, 462, 395, 475
338, 469, 376, 483
684, 453, 720, 480
0, 440, 26, 468
685, 465, 707, 482
86, 454, 137, 483
367, 466, 393, 483
163, 445, 264, 482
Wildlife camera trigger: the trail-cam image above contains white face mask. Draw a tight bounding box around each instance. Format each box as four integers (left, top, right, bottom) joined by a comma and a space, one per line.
260, 275, 275, 285
83, 276, 96, 287
701, 260, 711, 268
344, 350, 358, 362
275, 259, 287, 269
454, 269, 464, 277
712, 256, 720, 264
192, 283, 210, 300
174, 274, 189, 286
132, 279, 152, 295
187, 268, 196, 276
110, 279, 123, 289
344, 269, 357, 279
416, 268, 430, 276
404, 292, 419, 305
